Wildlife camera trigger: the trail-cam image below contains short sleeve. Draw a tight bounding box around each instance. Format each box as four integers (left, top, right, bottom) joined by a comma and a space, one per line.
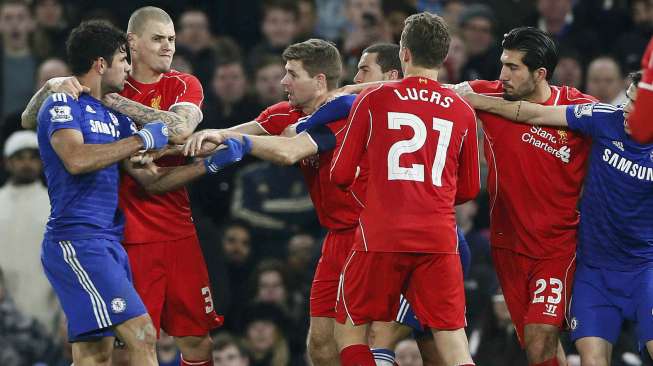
305, 125, 336, 153
37, 93, 83, 139
566, 103, 620, 137
255, 102, 295, 135
169, 73, 204, 109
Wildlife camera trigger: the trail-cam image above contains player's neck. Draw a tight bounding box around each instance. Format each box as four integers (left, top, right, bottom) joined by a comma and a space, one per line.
130, 62, 163, 84
403, 65, 439, 82
303, 89, 330, 114
76, 74, 102, 100
524, 82, 552, 104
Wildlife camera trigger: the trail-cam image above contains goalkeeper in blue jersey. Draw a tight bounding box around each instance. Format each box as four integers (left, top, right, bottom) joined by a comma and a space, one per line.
460, 72, 653, 363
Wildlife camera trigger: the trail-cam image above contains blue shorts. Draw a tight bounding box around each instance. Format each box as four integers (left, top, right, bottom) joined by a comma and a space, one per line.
396, 229, 471, 333
570, 261, 653, 345
41, 238, 147, 342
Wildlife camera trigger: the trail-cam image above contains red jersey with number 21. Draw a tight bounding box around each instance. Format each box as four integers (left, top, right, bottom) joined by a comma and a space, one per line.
331, 77, 480, 253
119, 70, 204, 244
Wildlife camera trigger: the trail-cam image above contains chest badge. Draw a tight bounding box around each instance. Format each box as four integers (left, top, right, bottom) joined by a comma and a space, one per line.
150, 95, 161, 110
556, 129, 569, 144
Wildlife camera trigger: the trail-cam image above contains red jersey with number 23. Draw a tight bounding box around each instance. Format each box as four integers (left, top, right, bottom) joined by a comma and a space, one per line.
255, 101, 365, 231
331, 77, 480, 253
119, 70, 204, 244
468, 80, 595, 258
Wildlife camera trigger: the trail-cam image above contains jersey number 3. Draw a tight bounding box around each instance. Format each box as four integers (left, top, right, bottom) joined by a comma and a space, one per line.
387, 112, 453, 186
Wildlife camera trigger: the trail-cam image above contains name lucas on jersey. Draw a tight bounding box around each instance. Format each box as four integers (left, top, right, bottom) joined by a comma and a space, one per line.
393, 88, 453, 108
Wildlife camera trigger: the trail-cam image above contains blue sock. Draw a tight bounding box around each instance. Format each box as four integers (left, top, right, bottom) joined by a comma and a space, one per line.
371, 348, 396, 365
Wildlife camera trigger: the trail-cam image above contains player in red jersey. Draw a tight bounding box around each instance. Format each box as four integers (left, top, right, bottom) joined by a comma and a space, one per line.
628, 37, 653, 144
450, 27, 595, 366
184, 39, 351, 366
329, 13, 479, 366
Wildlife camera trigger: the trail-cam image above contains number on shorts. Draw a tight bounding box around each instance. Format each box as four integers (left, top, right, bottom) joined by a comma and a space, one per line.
202, 286, 214, 314
387, 112, 453, 186
532, 278, 563, 304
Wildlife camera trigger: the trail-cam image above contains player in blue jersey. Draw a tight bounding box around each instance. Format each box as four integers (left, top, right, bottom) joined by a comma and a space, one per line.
37, 21, 170, 366
460, 71, 653, 363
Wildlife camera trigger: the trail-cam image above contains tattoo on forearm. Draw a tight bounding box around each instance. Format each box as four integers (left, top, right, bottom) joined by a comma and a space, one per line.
104, 94, 202, 137
23, 87, 53, 129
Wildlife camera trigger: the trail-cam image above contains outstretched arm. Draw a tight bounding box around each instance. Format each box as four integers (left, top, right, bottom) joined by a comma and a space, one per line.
102, 93, 202, 144
463, 93, 569, 127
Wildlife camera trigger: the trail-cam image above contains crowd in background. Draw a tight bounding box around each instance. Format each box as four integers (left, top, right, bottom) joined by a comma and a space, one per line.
0, 0, 651, 365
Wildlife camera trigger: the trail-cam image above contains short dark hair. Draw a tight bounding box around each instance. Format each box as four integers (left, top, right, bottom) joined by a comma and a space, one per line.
502, 27, 558, 81
262, 0, 300, 20
66, 20, 127, 76
363, 43, 403, 77
213, 333, 249, 356
400, 12, 450, 68
283, 38, 342, 89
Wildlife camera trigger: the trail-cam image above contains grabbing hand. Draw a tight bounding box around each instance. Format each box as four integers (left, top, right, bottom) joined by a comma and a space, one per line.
183, 129, 226, 157
47, 76, 90, 100
204, 137, 252, 174
137, 121, 169, 151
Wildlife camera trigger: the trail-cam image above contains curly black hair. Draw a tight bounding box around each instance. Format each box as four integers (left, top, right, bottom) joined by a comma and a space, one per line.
66, 20, 127, 76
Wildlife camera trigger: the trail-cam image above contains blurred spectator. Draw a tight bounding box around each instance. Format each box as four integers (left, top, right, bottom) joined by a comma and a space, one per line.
0, 0, 37, 121
249, 0, 299, 69
31, 0, 69, 60
526, 0, 601, 66
285, 232, 318, 296
340, 0, 391, 81
314, 0, 346, 40
382, 1, 417, 44
440, 0, 466, 34
157, 332, 182, 366
254, 55, 286, 109
176, 8, 219, 88
585, 56, 627, 105
170, 52, 194, 74
46, 311, 72, 366
441, 32, 467, 84
250, 259, 306, 326
412, 0, 444, 13
35, 57, 69, 89
213, 333, 251, 366
0, 131, 55, 330
613, 0, 653, 72
204, 60, 259, 130
459, 4, 502, 81
242, 302, 299, 366
297, 0, 319, 40
231, 161, 319, 255
552, 47, 583, 89
394, 338, 423, 366
0, 267, 56, 366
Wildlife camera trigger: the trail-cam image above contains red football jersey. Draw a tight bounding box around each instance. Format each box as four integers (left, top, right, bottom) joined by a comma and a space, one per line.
119, 70, 204, 244
468, 80, 595, 258
331, 77, 480, 253
255, 101, 364, 231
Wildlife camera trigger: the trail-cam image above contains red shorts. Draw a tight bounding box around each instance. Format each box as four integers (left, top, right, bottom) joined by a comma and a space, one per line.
335, 250, 466, 330
310, 228, 356, 317
125, 235, 223, 337
491, 247, 576, 345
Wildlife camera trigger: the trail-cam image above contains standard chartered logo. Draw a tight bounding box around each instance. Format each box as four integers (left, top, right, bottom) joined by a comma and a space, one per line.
521, 126, 571, 163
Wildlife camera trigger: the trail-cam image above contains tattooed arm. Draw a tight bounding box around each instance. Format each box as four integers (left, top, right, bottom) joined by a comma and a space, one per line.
22, 77, 90, 129
103, 93, 202, 144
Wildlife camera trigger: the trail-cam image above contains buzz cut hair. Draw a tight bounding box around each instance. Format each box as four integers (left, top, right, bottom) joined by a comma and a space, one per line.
127, 6, 173, 35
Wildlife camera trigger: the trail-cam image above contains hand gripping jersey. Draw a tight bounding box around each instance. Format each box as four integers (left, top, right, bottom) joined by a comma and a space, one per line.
468, 80, 595, 258
119, 71, 204, 244
331, 77, 480, 253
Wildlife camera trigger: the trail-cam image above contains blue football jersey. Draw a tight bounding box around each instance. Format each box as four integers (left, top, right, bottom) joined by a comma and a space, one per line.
37, 93, 136, 242
566, 103, 653, 270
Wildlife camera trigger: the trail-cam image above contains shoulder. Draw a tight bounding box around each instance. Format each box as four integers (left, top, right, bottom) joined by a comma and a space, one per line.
162, 70, 201, 88
571, 102, 622, 122
263, 101, 295, 115
468, 80, 503, 95
39, 93, 82, 122
556, 85, 597, 104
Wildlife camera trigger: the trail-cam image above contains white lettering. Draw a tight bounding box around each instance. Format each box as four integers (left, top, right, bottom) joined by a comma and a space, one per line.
394, 89, 408, 100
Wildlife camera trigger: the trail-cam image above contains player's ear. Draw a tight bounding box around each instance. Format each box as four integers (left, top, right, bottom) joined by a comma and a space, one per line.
535, 67, 547, 83
127, 33, 137, 51
388, 69, 399, 80
96, 57, 106, 75
316, 73, 327, 90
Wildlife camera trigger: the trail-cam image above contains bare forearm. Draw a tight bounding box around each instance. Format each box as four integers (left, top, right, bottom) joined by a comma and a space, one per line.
227, 121, 269, 135
222, 131, 315, 165
67, 136, 144, 174
21, 85, 52, 129
144, 161, 206, 194
466, 94, 566, 126
103, 94, 195, 142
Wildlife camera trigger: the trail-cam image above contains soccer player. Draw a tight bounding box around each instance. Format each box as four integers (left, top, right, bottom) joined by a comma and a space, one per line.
330, 12, 479, 366
628, 37, 653, 144
460, 71, 653, 364
23, 7, 222, 366
37, 20, 168, 366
